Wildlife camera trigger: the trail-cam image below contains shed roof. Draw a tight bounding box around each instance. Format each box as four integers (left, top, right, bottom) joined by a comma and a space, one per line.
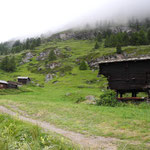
8, 81, 20, 85
17, 77, 30, 79
97, 57, 150, 65
0, 80, 8, 84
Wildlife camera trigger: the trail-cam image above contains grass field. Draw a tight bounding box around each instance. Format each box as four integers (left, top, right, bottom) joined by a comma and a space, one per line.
0, 39, 150, 149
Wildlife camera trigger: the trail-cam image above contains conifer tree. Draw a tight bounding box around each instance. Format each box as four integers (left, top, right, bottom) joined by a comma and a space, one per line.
48, 50, 57, 61
94, 42, 99, 49
147, 29, 150, 44
97, 33, 102, 42
79, 60, 88, 70
138, 30, 148, 45
9, 56, 16, 72
1, 56, 9, 71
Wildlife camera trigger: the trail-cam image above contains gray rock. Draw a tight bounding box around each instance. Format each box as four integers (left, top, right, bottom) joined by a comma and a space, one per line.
85, 95, 95, 101
59, 33, 67, 40
65, 46, 71, 51
22, 52, 34, 63
46, 62, 61, 69
38, 67, 42, 71
36, 51, 49, 61
54, 48, 61, 56
45, 73, 56, 82
66, 93, 71, 96
36, 83, 40, 86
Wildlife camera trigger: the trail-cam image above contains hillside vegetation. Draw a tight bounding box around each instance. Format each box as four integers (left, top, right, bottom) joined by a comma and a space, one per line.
0, 25, 150, 149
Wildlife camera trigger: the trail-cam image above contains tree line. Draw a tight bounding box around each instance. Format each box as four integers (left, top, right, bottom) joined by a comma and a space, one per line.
104, 29, 150, 47
0, 37, 41, 55
0, 56, 16, 72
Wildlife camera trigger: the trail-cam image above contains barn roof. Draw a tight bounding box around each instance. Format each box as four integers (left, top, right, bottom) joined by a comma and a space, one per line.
0, 80, 8, 84
97, 57, 150, 65
17, 77, 30, 79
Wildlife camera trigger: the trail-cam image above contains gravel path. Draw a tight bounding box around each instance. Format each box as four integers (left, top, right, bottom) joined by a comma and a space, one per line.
0, 105, 118, 150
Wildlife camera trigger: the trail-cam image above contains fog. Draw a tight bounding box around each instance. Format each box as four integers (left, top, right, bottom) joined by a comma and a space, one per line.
0, 0, 150, 42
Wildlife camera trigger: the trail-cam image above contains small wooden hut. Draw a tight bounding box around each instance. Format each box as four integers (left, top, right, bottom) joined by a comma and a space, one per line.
0, 80, 8, 89
17, 77, 31, 84
7, 81, 19, 89
98, 57, 150, 99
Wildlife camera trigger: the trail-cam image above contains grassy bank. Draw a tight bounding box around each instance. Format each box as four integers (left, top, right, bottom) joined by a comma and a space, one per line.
0, 114, 78, 150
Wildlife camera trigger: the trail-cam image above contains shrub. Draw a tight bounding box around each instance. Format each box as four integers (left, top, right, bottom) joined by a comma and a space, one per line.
79, 61, 88, 70
97, 89, 118, 107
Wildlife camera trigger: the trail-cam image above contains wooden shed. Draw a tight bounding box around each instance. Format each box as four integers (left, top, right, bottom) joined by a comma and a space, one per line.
98, 57, 150, 99
17, 77, 31, 84
0, 80, 8, 89
7, 81, 19, 89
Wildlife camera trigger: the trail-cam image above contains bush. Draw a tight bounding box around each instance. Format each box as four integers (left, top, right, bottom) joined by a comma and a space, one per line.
79, 61, 88, 70
97, 89, 118, 107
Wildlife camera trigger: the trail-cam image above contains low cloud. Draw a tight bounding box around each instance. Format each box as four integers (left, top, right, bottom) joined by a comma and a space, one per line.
0, 0, 150, 42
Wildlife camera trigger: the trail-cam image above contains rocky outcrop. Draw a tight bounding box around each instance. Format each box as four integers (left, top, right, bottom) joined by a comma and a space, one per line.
21, 52, 34, 64
89, 53, 128, 69
50, 30, 96, 41
36, 51, 49, 61
46, 62, 61, 69
36, 48, 62, 61
54, 48, 61, 56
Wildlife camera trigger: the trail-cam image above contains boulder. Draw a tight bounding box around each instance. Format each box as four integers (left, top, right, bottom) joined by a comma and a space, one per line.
85, 95, 95, 101
45, 74, 53, 82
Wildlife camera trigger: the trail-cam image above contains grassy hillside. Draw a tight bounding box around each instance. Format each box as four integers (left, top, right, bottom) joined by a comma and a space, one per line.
0, 39, 150, 149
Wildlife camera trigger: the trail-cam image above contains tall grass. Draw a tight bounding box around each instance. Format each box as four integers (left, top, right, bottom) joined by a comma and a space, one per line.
0, 114, 78, 150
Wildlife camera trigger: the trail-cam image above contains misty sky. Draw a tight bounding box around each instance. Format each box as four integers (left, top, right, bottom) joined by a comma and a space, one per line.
0, 0, 150, 42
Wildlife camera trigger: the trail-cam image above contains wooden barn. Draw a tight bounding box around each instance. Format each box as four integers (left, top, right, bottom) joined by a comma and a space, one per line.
98, 57, 150, 99
17, 77, 31, 84
0, 80, 8, 89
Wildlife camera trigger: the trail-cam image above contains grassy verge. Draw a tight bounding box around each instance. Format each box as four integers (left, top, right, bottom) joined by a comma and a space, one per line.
0, 114, 79, 150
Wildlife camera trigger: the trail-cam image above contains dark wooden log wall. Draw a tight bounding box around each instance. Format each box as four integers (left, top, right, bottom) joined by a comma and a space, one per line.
99, 60, 150, 93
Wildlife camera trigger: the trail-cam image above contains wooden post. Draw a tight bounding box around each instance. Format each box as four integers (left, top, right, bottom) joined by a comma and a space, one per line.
120, 93, 123, 98
147, 89, 150, 101
132, 92, 137, 97
116, 91, 119, 98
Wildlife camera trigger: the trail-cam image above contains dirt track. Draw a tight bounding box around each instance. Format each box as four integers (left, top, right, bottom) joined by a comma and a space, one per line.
0, 105, 118, 150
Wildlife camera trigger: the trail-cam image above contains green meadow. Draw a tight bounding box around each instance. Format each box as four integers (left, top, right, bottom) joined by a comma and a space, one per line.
0, 40, 150, 149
